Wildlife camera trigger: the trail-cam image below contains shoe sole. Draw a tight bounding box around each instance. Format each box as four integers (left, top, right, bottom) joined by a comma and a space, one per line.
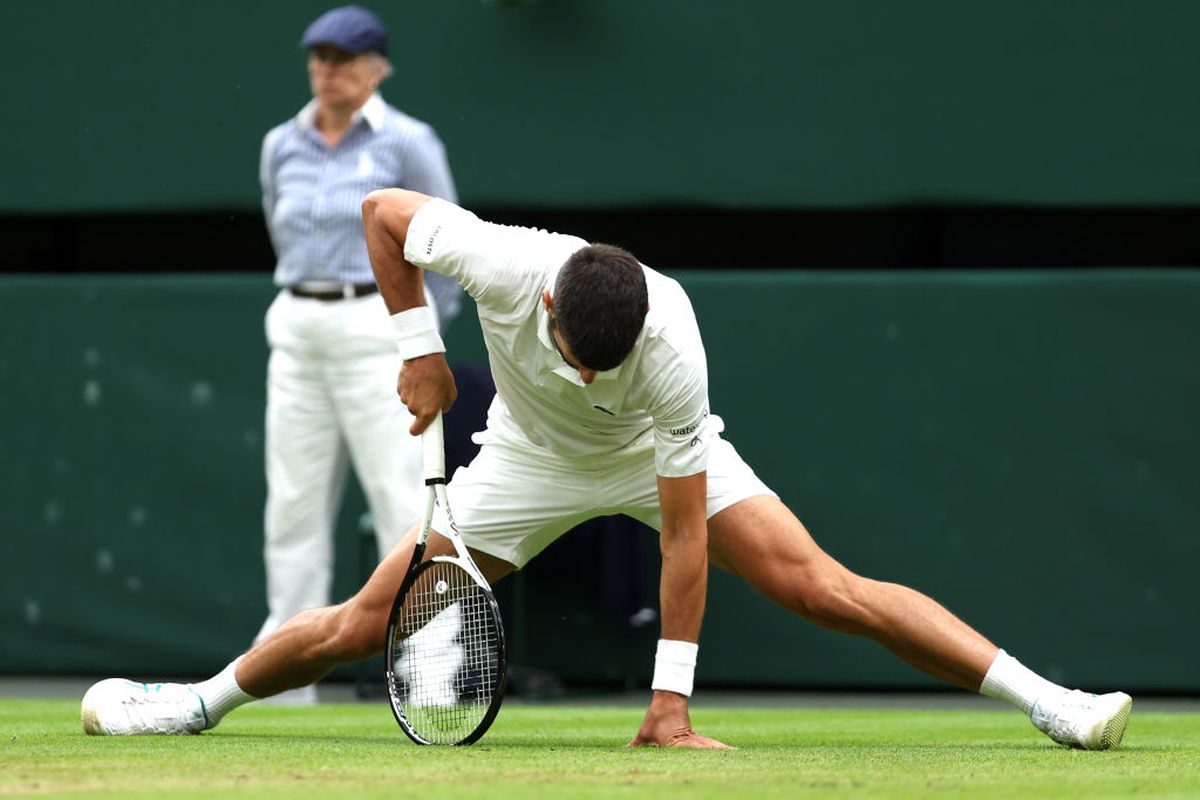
1095, 695, 1133, 750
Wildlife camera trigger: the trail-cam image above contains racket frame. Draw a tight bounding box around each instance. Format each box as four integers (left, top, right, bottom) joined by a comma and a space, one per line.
384, 413, 507, 746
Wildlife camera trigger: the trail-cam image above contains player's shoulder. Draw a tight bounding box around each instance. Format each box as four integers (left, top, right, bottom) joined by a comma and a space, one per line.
641, 265, 704, 359
644, 264, 686, 297
468, 212, 590, 265
644, 266, 698, 324
494, 227, 590, 290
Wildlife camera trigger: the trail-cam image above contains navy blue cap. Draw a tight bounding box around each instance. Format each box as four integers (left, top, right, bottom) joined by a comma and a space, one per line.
301, 5, 388, 56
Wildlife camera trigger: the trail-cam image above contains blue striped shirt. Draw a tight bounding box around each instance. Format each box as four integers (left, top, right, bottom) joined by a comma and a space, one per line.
260, 93, 462, 326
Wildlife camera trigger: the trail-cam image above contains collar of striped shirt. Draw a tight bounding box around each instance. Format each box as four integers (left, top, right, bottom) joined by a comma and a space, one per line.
295, 92, 387, 132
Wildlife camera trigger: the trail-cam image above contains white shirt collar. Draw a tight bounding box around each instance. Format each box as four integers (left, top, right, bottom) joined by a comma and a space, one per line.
296, 93, 386, 132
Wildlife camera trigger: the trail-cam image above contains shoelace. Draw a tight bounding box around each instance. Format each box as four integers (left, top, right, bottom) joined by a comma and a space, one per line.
120, 685, 203, 733
1042, 691, 1097, 740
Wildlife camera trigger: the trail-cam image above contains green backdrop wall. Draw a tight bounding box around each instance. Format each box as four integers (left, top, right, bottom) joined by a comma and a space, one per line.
2, 271, 1197, 691
3, 1, 1200, 212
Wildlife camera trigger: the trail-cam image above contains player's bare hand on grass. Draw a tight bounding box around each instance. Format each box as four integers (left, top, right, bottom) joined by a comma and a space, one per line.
627, 691, 734, 750
398, 353, 457, 434
628, 727, 733, 749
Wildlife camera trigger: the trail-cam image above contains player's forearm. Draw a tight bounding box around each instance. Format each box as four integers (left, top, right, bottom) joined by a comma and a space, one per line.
362, 188, 434, 314
655, 472, 710, 643
657, 529, 708, 642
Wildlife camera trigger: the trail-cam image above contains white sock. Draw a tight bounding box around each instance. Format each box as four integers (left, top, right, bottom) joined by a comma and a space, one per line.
189, 657, 256, 729
979, 649, 1067, 716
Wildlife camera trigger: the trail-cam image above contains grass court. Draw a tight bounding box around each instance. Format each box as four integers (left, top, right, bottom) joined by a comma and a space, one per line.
3, 698, 1198, 798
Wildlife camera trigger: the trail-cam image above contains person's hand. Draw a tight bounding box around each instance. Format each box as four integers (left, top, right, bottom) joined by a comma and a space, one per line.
398, 353, 457, 434
627, 690, 734, 749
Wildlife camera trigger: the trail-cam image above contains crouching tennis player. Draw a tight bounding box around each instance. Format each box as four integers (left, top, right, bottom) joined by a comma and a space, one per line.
82, 190, 1132, 750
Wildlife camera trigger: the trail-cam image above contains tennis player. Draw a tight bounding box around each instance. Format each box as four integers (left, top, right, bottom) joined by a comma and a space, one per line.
82, 191, 1132, 750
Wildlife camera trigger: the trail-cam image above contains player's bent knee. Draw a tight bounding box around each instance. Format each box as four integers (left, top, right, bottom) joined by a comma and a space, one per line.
334, 618, 385, 662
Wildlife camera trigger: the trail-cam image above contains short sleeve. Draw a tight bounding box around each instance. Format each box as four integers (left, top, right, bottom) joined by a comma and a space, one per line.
403, 198, 487, 288
650, 362, 713, 478
634, 275, 715, 478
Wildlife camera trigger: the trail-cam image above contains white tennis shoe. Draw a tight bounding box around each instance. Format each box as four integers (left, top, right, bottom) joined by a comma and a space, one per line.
1030, 689, 1132, 750
81, 678, 209, 735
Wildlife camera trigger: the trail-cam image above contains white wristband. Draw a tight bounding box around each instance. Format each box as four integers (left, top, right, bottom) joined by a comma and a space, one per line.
650, 639, 698, 697
390, 306, 446, 361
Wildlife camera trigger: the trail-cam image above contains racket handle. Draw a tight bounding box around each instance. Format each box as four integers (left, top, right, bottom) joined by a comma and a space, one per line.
422, 411, 446, 483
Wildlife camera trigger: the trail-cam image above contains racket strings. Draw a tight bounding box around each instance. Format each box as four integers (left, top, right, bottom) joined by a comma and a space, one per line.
391, 561, 501, 744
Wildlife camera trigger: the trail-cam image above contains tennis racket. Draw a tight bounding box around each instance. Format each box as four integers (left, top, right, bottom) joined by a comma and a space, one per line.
384, 412, 507, 745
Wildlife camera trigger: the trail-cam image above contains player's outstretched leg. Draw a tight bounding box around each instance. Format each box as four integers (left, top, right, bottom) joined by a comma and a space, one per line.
706, 495, 1132, 750
82, 518, 418, 735
83, 525, 517, 735
82, 581, 388, 736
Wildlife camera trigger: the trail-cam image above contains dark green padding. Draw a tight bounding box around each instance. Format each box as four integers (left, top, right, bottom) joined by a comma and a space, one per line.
4, 1, 1200, 211
1, 271, 1196, 690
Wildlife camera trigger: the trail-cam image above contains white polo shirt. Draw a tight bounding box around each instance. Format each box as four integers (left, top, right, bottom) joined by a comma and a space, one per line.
403, 198, 723, 478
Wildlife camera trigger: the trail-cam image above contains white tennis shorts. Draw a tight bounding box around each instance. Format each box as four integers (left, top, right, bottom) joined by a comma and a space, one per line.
432, 434, 775, 568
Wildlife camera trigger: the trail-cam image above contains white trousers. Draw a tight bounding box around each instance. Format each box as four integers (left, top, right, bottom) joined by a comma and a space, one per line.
255, 289, 429, 645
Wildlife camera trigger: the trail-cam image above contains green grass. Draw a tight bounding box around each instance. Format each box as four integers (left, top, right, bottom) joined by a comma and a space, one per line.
2, 699, 1198, 799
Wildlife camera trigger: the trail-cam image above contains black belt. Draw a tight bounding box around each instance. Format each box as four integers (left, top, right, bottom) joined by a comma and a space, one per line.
288, 283, 379, 301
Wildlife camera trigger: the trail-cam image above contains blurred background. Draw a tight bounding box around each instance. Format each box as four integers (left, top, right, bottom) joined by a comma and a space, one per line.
1, 0, 1197, 696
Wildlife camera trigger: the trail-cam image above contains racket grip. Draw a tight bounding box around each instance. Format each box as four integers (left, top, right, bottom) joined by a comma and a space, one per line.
422, 411, 446, 483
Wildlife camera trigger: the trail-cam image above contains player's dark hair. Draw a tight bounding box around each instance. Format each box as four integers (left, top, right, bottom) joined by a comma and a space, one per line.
553, 244, 649, 372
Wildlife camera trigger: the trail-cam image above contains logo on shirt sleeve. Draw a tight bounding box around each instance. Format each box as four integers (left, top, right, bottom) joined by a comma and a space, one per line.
668, 409, 709, 447
669, 421, 699, 437
424, 224, 442, 258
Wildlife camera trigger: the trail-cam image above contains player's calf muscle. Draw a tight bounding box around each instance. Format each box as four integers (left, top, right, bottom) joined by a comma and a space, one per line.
331, 602, 388, 661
